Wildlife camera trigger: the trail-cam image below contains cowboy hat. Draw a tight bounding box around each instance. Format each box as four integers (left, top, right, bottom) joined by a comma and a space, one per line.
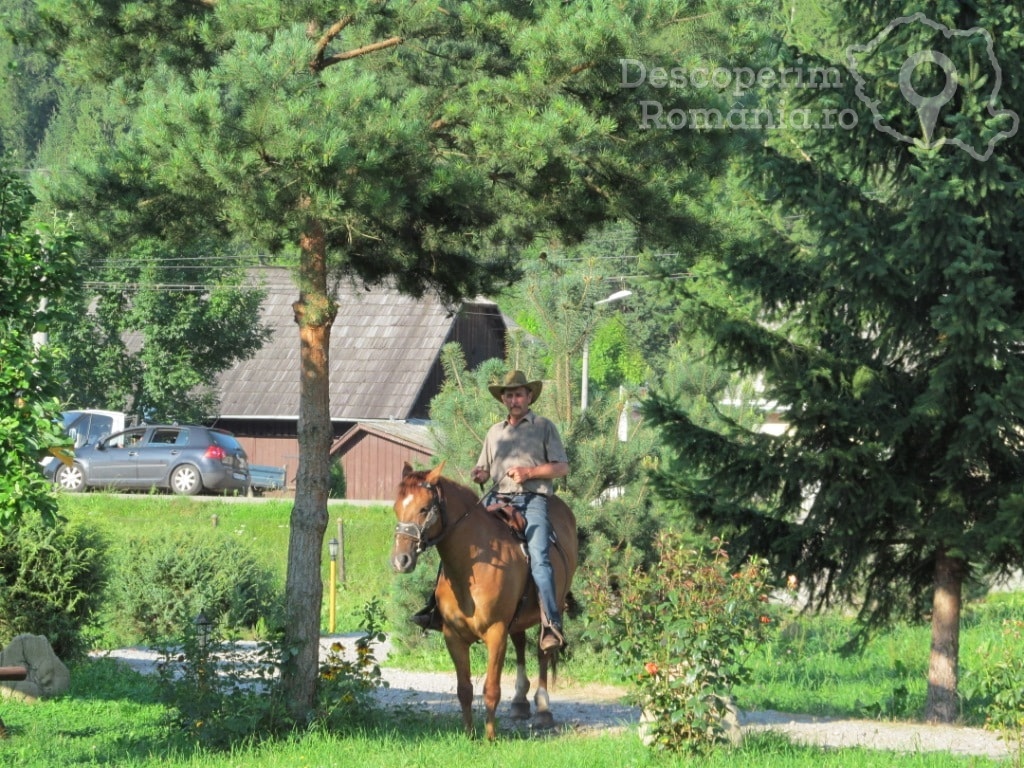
488, 370, 543, 403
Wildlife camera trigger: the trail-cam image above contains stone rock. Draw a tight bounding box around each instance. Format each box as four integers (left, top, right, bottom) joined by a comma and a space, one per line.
0, 634, 70, 702
638, 693, 744, 749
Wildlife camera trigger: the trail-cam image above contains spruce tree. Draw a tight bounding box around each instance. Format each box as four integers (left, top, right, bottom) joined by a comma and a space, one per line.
649, 1, 1024, 722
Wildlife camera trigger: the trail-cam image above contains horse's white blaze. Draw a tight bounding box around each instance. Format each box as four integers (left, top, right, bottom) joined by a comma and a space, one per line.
401, 493, 414, 509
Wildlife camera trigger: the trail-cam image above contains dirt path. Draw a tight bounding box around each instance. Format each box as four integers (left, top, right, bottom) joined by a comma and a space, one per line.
375, 667, 1014, 758
95, 639, 1016, 759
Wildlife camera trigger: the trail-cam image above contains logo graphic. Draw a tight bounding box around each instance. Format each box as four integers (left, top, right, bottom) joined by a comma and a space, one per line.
846, 13, 1019, 161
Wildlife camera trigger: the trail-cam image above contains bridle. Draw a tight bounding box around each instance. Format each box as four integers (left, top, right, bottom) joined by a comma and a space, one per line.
393, 478, 472, 554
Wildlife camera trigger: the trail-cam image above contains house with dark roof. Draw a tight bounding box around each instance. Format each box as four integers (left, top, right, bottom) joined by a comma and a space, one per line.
210, 268, 506, 499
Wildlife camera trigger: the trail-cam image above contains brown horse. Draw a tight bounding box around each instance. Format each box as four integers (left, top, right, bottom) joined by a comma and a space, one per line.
391, 463, 578, 740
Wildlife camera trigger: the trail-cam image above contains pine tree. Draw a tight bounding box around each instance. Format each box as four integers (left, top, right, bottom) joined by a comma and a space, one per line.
0, 0, 58, 163
649, 0, 1024, 722
28, 0, 758, 719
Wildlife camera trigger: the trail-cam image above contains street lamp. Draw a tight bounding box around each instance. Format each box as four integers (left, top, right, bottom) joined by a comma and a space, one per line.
194, 611, 211, 652
327, 538, 339, 634
582, 290, 633, 410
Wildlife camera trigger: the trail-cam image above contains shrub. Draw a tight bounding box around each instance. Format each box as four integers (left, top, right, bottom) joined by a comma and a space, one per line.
387, 547, 441, 652
583, 531, 775, 753
963, 618, 1024, 739
156, 613, 289, 748
157, 597, 389, 746
105, 529, 280, 645
329, 460, 346, 499
0, 516, 108, 660
318, 597, 389, 724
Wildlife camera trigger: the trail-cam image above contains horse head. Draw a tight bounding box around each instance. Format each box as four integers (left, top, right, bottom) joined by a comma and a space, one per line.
391, 461, 446, 573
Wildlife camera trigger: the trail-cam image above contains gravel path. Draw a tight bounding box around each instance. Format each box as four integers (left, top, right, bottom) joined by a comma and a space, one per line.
92, 635, 1016, 759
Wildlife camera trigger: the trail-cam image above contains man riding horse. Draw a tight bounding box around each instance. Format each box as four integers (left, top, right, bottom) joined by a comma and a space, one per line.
412, 370, 569, 651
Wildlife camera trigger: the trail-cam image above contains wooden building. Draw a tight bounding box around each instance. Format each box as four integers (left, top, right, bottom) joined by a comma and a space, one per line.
210, 268, 506, 499
330, 421, 436, 501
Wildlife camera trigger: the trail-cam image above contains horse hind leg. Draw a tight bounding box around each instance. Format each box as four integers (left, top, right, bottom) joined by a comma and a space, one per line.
508, 630, 531, 720
531, 644, 557, 730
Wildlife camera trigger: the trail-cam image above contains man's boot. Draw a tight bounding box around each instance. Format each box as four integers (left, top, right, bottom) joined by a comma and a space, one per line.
537, 585, 564, 651
539, 621, 564, 652
410, 593, 443, 631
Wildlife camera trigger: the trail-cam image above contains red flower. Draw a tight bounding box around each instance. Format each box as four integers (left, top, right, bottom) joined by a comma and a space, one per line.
645, 662, 659, 675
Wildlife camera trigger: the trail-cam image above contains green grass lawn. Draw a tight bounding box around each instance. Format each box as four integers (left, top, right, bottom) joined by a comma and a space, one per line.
0, 654, 1008, 768
0, 675, 1007, 768
60, 494, 396, 632
0, 493, 1014, 767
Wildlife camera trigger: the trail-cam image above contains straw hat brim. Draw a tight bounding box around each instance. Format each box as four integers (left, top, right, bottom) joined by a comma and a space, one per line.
488, 378, 542, 403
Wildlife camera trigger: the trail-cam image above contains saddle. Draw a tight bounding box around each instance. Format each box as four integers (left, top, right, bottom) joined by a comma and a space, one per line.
485, 494, 527, 539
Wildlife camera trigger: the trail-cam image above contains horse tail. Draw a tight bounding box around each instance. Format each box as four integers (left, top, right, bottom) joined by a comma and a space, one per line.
543, 646, 559, 686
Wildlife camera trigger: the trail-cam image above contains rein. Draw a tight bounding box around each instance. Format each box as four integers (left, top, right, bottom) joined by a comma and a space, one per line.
394, 478, 473, 554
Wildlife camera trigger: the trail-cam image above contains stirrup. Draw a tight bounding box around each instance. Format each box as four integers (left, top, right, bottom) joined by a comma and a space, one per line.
411, 604, 443, 632
539, 623, 564, 652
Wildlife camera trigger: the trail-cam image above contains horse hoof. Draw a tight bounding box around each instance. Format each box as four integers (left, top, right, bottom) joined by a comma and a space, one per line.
510, 702, 532, 720
531, 711, 556, 730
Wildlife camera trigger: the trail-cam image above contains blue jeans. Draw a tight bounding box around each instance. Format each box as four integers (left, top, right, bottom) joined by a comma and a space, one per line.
499, 492, 561, 629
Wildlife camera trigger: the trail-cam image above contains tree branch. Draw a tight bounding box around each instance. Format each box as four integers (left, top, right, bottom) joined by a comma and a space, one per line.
310, 15, 355, 72
568, 61, 596, 76
320, 35, 404, 69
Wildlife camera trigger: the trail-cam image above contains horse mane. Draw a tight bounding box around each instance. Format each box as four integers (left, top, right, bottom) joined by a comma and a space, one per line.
399, 467, 481, 506
438, 474, 483, 505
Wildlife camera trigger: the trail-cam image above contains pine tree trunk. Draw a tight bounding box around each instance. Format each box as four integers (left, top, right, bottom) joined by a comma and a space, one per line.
281, 218, 335, 722
925, 549, 966, 723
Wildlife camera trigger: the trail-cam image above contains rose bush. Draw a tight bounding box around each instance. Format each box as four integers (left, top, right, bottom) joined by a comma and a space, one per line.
584, 531, 776, 752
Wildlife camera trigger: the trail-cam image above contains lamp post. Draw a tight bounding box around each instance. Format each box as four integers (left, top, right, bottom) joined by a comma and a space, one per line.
582, 290, 633, 411
327, 538, 339, 634
193, 611, 212, 687
194, 611, 211, 652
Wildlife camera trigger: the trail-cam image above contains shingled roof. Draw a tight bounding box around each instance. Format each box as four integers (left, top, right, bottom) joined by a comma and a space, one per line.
215, 268, 501, 421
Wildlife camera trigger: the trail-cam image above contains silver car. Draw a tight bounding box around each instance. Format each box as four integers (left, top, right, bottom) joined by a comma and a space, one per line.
48, 425, 250, 496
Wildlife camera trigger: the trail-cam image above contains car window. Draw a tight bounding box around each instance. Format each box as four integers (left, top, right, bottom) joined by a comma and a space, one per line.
86, 415, 115, 444
210, 431, 243, 452
105, 428, 145, 449
62, 411, 84, 429
150, 428, 184, 445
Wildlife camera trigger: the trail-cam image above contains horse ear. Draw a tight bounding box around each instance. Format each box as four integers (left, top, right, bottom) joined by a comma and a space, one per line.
426, 461, 446, 484
402, 462, 414, 478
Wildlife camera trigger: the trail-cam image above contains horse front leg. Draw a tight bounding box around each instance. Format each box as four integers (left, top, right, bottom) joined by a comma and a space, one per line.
443, 631, 476, 737
508, 630, 531, 720
481, 626, 510, 740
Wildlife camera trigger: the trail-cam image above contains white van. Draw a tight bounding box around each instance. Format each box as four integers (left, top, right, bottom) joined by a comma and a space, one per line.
41, 409, 127, 474
63, 409, 127, 449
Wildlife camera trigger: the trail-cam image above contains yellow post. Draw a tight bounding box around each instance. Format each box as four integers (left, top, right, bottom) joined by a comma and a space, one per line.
328, 557, 337, 634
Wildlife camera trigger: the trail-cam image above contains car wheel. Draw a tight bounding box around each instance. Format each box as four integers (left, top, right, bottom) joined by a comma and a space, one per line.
55, 463, 86, 492
170, 464, 203, 496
